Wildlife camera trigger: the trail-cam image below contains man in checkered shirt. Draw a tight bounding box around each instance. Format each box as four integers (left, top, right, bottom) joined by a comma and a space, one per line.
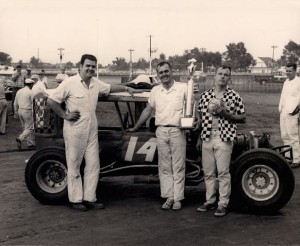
196, 65, 246, 217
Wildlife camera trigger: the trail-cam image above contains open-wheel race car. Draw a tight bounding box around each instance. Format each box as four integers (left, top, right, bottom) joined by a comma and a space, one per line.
25, 91, 295, 213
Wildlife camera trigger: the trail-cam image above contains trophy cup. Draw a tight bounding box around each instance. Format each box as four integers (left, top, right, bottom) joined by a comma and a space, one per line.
180, 58, 197, 129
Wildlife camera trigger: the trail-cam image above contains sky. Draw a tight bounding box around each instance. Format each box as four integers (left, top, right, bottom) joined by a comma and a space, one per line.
1, 0, 300, 66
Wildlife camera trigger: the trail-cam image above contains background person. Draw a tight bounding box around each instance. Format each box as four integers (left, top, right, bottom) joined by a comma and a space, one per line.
10, 64, 26, 116
55, 66, 69, 84
47, 54, 138, 211
278, 63, 300, 168
197, 65, 246, 217
32, 74, 48, 98
0, 78, 8, 135
38, 69, 48, 88
26, 68, 32, 79
14, 78, 35, 149
128, 61, 187, 211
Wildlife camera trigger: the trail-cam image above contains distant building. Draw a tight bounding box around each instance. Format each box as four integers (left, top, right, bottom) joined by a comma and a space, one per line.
250, 57, 274, 74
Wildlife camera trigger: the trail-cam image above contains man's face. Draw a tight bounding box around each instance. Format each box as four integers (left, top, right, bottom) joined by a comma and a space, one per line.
157, 64, 172, 85
215, 67, 231, 86
16, 67, 21, 73
285, 66, 296, 80
61, 69, 65, 74
80, 59, 96, 78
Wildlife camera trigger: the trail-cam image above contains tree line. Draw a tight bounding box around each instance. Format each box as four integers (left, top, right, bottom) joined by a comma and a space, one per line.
1, 40, 299, 72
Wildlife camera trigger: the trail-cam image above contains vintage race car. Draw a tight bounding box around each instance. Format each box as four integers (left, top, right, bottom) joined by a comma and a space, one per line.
25, 91, 295, 213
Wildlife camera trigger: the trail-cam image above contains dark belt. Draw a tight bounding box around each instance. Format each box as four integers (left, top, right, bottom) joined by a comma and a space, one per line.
158, 125, 178, 127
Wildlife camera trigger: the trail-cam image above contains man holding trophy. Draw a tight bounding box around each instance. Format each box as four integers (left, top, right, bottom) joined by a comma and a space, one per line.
196, 65, 246, 217
129, 60, 198, 210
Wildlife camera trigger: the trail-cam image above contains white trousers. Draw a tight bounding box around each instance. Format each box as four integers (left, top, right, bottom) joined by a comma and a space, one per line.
0, 99, 7, 134
202, 131, 233, 208
156, 126, 186, 202
64, 116, 100, 203
18, 108, 35, 146
280, 112, 300, 163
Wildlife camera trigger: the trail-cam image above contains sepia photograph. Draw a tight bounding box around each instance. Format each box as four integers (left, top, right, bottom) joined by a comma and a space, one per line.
0, 0, 300, 245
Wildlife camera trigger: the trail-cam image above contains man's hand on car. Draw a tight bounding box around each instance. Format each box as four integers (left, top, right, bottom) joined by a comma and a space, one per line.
126, 127, 137, 132
126, 87, 142, 97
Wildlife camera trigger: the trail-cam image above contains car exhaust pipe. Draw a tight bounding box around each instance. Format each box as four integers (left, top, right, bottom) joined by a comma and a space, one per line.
134, 175, 159, 184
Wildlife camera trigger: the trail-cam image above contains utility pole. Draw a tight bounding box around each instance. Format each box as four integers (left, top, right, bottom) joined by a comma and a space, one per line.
58, 48, 65, 65
37, 48, 39, 63
200, 48, 206, 72
271, 45, 277, 74
128, 49, 134, 81
147, 35, 157, 75
147, 35, 152, 75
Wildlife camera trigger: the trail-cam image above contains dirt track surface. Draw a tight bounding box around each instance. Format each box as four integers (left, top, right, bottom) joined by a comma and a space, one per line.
1, 93, 300, 245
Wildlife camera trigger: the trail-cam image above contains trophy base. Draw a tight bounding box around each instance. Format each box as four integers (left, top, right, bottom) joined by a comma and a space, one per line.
179, 117, 195, 129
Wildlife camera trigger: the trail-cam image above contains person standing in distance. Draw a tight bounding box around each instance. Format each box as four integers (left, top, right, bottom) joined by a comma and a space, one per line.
197, 65, 246, 217
10, 64, 26, 116
128, 61, 187, 211
278, 63, 300, 168
0, 78, 8, 135
14, 79, 36, 149
55, 66, 69, 84
47, 54, 138, 211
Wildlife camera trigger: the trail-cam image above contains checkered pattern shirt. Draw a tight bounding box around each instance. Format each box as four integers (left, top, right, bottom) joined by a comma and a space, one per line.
198, 87, 245, 142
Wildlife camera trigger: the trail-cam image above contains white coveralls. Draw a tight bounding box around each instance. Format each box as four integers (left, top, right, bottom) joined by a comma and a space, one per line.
49, 74, 110, 203
279, 76, 300, 164
14, 86, 35, 146
0, 82, 7, 134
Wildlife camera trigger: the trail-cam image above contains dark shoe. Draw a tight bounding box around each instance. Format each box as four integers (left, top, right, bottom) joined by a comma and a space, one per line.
0, 132, 6, 135
172, 201, 182, 211
70, 203, 88, 212
27, 145, 36, 149
161, 197, 174, 210
214, 206, 228, 217
16, 138, 22, 150
291, 163, 300, 168
197, 203, 217, 212
8, 112, 13, 116
83, 201, 105, 210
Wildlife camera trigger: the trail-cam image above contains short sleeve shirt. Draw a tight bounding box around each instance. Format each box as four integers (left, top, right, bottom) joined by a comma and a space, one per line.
198, 87, 245, 142
148, 81, 187, 126
12, 72, 26, 88
49, 74, 111, 115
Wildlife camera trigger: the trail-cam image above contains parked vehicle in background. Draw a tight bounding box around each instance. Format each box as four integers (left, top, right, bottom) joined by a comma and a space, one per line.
253, 71, 287, 85
0, 65, 14, 76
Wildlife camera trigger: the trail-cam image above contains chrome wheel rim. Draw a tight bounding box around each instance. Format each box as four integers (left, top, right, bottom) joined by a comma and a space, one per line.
242, 165, 279, 201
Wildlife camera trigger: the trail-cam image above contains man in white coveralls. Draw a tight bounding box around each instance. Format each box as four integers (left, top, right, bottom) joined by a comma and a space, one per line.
47, 54, 138, 211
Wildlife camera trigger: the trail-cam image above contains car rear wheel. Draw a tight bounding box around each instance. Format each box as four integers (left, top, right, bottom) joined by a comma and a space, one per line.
25, 147, 68, 204
230, 148, 295, 213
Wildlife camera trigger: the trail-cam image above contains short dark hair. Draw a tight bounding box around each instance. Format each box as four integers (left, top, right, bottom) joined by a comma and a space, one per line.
16, 64, 21, 69
286, 63, 297, 70
218, 65, 232, 75
156, 61, 172, 71
80, 54, 97, 65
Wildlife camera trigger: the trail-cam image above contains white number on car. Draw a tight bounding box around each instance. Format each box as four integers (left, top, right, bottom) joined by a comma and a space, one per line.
125, 137, 157, 162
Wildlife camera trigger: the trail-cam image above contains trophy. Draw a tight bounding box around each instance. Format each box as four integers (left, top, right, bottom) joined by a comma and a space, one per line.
180, 58, 197, 129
